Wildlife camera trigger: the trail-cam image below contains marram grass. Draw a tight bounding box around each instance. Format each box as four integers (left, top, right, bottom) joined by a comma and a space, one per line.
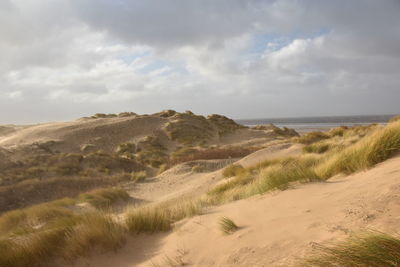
207, 122, 400, 204
219, 216, 239, 235
301, 232, 400, 267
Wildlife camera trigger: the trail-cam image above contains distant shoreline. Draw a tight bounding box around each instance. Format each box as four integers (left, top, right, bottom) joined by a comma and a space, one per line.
236, 114, 395, 133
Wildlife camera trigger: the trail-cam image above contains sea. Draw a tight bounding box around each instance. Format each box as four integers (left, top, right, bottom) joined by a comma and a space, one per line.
235, 114, 396, 134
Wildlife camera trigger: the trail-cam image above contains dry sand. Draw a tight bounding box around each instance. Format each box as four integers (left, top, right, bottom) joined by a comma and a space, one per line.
70, 154, 400, 267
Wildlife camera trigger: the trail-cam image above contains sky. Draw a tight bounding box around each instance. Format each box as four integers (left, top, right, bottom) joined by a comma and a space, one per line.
1, 0, 400, 124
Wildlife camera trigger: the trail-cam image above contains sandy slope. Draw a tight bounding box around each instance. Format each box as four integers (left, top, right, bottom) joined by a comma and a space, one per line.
0, 114, 278, 157
0, 116, 166, 153
124, 144, 302, 203
70, 155, 400, 267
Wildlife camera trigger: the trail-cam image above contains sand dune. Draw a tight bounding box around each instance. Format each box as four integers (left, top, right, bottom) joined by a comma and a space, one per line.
69, 154, 400, 266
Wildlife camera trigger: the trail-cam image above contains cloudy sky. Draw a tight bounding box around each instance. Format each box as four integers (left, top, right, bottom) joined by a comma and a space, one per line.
1, 0, 400, 123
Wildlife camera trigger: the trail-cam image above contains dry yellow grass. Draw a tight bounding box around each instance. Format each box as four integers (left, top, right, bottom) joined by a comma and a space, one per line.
207, 122, 400, 204
125, 197, 203, 233
301, 231, 400, 266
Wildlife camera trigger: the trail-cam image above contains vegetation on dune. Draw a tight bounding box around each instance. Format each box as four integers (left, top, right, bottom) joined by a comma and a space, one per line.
165, 112, 215, 145
131, 170, 147, 182
272, 126, 300, 137
301, 232, 400, 267
208, 122, 400, 204
222, 164, 246, 178
165, 112, 244, 145
219, 217, 239, 235
303, 142, 331, 154
1, 117, 399, 266
170, 146, 258, 166
79, 188, 131, 209
126, 197, 203, 233
136, 135, 168, 168
0, 199, 126, 267
191, 164, 204, 173
297, 131, 330, 145
0, 151, 144, 187
389, 114, 400, 123
316, 121, 400, 178
0, 176, 131, 213
206, 114, 245, 136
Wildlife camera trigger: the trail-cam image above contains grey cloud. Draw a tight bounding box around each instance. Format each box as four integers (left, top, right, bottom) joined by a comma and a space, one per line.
0, 0, 400, 124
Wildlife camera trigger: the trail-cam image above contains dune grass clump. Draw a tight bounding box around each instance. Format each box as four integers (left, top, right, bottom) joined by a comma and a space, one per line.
170, 146, 258, 165
79, 188, 130, 209
207, 155, 322, 204
317, 121, 400, 178
219, 217, 239, 235
0, 202, 126, 267
208, 171, 253, 197
389, 115, 400, 123
157, 164, 169, 175
126, 206, 172, 233
301, 232, 400, 267
191, 164, 204, 173
207, 122, 400, 205
222, 164, 245, 178
297, 131, 330, 144
131, 171, 147, 182
126, 198, 203, 234
63, 212, 126, 260
303, 143, 331, 154
254, 157, 322, 192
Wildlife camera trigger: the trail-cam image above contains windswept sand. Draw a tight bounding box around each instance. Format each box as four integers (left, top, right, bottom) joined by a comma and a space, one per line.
70, 155, 400, 267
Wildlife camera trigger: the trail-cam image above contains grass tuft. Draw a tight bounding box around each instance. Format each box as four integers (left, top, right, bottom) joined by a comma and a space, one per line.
79, 188, 130, 209
297, 131, 330, 145
131, 171, 147, 182
219, 216, 239, 235
126, 198, 203, 234
222, 164, 245, 178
